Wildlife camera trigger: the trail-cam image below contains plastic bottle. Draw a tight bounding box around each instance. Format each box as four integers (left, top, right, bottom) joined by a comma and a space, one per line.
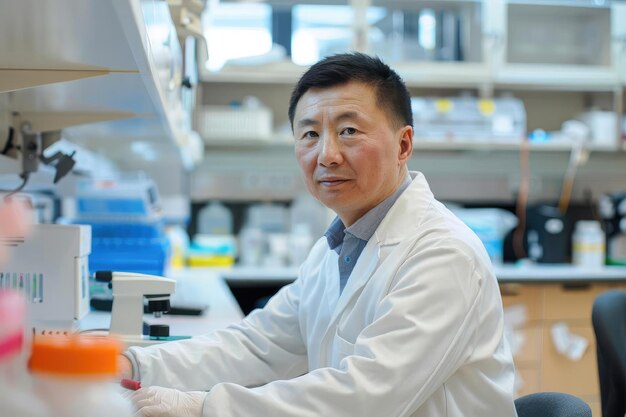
572, 220, 605, 268
247, 203, 288, 233
238, 226, 265, 266
197, 201, 233, 235
288, 224, 313, 267
290, 193, 330, 240
0, 290, 48, 417
29, 335, 133, 417
165, 225, 190, 269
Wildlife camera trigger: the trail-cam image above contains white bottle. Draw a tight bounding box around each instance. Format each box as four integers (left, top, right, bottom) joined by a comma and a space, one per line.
197, 201, 233, 235
0, 290, 48, 417
290, 193, 331, 239
29, 335, 133, 417
288, 224, 313, 267
572, 220, 605, 268
239, 226, 265, 266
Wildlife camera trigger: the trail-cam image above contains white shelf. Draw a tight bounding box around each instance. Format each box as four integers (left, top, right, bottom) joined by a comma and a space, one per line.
201, 61, 306, 84
0, 0, 196, 170
494, 64, 621, 92
201, 59, 624, 92
201, 60, 490, 89
412, 139, 619, 152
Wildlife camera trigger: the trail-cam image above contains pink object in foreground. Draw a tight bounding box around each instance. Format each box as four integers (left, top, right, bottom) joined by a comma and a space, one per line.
120, 379, 141, 391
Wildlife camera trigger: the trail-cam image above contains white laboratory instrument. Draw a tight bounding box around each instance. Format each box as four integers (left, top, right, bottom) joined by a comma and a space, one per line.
94, 271, 176, 347
411, 96, 526, 141
0, 224, 91, 334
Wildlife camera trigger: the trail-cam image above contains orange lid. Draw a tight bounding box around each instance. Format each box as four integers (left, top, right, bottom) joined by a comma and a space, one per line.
29, 335, 122, 377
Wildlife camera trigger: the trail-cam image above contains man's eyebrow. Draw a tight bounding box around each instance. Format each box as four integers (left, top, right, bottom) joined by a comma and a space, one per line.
335, 111, 359, 122
297, 118, 319, 128
297, 111, 360, 129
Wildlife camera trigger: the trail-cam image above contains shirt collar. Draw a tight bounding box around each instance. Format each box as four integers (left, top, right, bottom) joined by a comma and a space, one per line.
324, 173, 412, 250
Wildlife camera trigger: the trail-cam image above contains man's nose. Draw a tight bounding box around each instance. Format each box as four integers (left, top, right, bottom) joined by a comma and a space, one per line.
318, 135, 343, 167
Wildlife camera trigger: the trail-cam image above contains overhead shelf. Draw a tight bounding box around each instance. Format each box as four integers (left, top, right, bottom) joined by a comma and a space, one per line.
201, 59, 625, 93
201, 60, 491, 89
412, 139, 619, 152
0, 0, 198, 170
494, 64, 622, 92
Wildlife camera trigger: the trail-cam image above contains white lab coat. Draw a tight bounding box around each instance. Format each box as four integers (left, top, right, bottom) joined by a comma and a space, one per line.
128, 172, 518, 417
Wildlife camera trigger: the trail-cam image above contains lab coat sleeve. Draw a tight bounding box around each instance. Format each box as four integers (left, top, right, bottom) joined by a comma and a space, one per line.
201, 238, 496, 417
126, 274, 309, 391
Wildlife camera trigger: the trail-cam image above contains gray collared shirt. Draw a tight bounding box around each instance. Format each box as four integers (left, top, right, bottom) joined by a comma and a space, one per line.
324, 173, 412, 294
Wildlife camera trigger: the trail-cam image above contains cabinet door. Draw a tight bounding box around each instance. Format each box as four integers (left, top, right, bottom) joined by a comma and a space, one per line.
496, 1, 620, 89
543, 283, 612, 322
505, 2, 612, 67
540, 323, 599, 399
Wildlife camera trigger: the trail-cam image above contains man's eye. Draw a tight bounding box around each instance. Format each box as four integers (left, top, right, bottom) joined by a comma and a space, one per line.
302, 131, 318, 139
341, 127, 357, 135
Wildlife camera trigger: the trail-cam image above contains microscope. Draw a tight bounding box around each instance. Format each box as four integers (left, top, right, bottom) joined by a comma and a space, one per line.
94, 271, 180, 346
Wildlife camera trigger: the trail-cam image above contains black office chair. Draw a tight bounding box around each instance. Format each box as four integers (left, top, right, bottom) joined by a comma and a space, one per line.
592, 289, 626, 417
514, 392, 592, 417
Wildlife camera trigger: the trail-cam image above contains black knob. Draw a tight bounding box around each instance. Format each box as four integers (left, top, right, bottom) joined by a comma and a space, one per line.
147, 298, 171, 313
149, 324, 170, 338
94, 271, 113, 282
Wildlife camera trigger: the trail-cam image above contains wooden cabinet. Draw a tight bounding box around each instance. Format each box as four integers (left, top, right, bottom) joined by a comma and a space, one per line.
500, 281, 626, 416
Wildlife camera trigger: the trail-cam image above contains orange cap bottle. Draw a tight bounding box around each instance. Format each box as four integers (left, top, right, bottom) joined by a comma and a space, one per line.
29, 335, 133, 417
29, 335, 121, 377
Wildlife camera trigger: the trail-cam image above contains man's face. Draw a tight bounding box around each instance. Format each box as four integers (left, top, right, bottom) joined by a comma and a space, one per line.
293, 81, 413, 226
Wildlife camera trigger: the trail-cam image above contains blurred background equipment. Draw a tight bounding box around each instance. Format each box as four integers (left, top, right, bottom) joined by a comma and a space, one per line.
1, 122, 76, 198
524, 205, 570, 264
411, 96, 526, 142
0, 224, 91, 333
572, 220, 605, 269
451, 207, 517, 265
63, 175, 169, 277
599, 191, 626, 266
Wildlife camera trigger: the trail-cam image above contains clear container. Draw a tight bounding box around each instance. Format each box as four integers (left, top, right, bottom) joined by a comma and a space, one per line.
238, 227, 266, 267
0, 290, 48, 417
288, 224, 314, 267
290, 193, 331, 240
572, 220, 606, 268
29, 335, 132, 417
197, 201, 233, 235
246, 203, 289, 234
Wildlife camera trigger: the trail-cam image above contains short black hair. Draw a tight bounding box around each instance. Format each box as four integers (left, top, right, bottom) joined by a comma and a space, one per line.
288, 52, 413, 131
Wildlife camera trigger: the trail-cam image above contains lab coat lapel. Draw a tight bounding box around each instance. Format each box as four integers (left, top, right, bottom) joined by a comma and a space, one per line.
323, 172, 431, 327
327, 239, 381, 325
323, 251, 341, 316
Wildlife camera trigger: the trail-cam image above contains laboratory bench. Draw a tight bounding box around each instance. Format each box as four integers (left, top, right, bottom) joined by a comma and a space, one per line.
79, 269, 244, 338
82, 265, 626, 417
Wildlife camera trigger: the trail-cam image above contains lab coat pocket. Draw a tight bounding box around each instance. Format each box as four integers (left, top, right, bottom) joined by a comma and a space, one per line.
331, 331, 356, 368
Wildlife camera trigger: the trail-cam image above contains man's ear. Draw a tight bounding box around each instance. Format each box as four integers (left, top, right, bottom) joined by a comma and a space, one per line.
398, 125, 413, 163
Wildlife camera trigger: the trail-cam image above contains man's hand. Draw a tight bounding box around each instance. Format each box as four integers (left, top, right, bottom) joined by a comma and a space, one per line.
129, 386, 206, 417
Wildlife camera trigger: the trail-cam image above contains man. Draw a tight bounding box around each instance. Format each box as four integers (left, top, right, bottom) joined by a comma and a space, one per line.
124, 53, 518, 417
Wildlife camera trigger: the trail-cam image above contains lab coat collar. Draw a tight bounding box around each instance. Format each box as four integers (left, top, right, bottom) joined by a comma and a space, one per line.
325, 171, 433, 329
372, 171, 434, 246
